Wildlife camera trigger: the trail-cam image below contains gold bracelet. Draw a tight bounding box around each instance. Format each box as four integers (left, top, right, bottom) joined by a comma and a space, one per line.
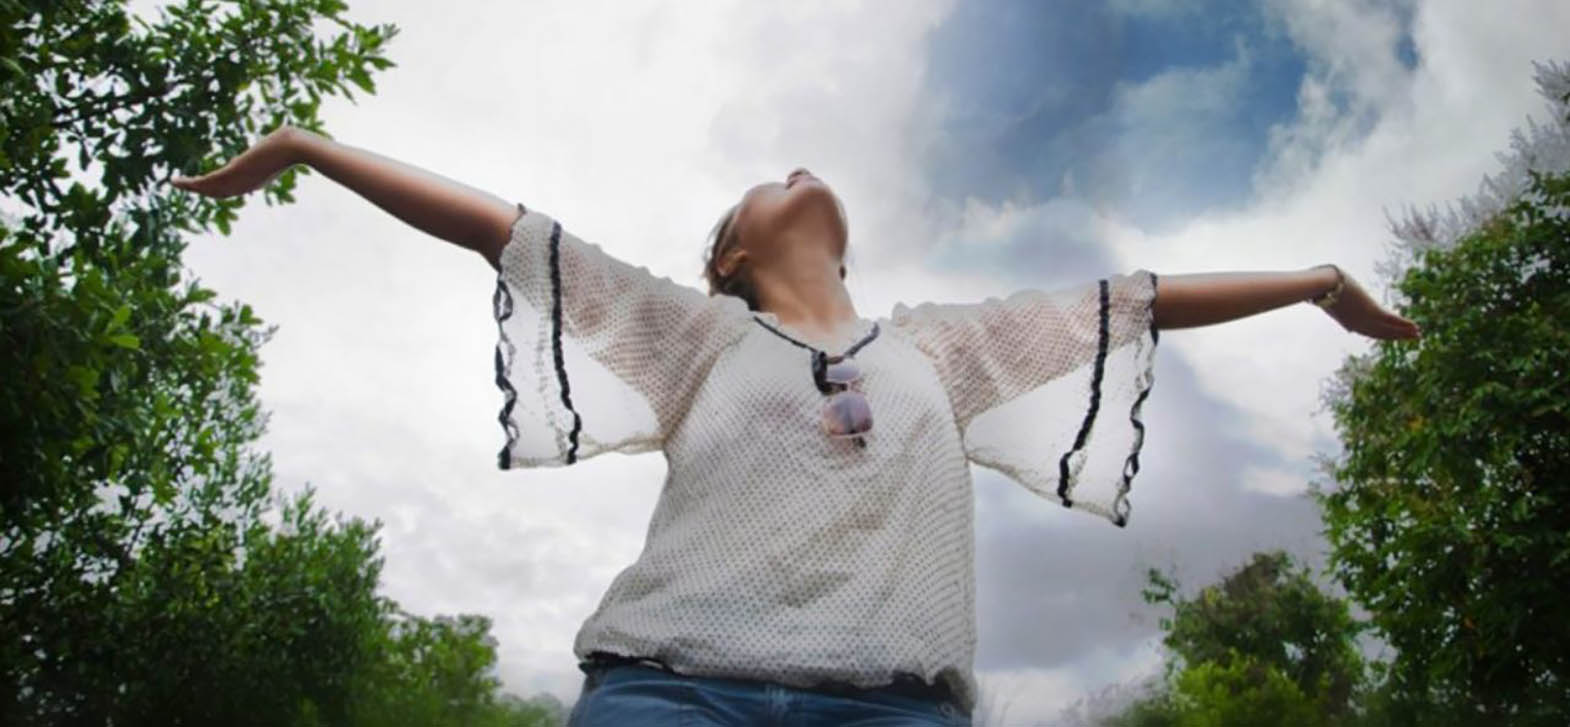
1309, 264, 1344, 309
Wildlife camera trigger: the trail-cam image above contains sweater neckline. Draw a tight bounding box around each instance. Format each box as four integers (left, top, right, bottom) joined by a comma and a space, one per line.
752, 311, 876, 353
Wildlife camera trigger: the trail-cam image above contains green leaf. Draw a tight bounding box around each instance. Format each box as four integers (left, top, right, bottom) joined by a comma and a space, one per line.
108, 333, 141, 349
66, 364, 101, 391
109, 303, 132, 331
347, 67, 374, 94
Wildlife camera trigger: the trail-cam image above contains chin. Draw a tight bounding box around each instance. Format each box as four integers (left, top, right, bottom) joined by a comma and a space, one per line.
786, 184, 844, 224
789, 178, 836, 204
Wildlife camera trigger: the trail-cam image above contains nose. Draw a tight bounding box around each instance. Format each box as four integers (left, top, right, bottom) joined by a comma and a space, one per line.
787, 167, 811, 184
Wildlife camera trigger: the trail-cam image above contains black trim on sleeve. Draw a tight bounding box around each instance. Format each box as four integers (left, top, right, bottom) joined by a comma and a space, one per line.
494, 274, 519, 470
1057, 279, 1111, 508
1112, 271, 1160, 528
546, 220, 584, 464
493, 203, 529, 470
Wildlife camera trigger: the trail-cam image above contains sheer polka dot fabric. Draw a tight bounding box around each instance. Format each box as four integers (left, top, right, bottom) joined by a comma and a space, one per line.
491, 206, 1160, 712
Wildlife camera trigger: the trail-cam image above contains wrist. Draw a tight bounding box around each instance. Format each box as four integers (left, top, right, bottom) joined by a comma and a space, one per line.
282, 126, 325, 166
1308, 264, 1344, 308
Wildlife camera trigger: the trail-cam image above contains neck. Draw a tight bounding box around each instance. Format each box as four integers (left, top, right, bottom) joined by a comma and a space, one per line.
752, 239, 857, 338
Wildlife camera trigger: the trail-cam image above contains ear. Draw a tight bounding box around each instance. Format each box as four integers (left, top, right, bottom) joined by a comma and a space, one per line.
718, 246, 748, 277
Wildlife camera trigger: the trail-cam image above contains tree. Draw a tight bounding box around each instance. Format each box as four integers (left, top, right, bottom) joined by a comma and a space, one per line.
1316, 60, 1570, 724
3, 3, 568, 723
1317, 169, 1570, 722
349, 613, 566, 727
1142, 551, 1366, 719
1164, 656, 1325, 727
1088, 551, 1368, 727
0, 0, 417, 723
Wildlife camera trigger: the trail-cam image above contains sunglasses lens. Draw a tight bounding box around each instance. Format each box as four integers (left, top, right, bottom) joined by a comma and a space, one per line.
823, 360, 861, 386
822, 391, 872, 437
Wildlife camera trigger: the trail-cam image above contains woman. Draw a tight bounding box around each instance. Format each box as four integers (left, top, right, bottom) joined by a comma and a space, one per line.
171, 126, 1420, 726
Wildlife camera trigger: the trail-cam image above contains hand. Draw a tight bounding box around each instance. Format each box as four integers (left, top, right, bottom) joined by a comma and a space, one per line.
168, 126, 305, 198
1320, 266, 1422, 341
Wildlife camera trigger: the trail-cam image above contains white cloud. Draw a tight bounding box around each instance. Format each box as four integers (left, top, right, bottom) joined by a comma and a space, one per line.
974, 640, 1164, 726
1102, 37, 1255, 203
1101, 0, 1569, 468
1241, 464, 1312, 497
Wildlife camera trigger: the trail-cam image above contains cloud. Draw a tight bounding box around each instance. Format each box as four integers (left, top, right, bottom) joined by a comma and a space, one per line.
926, 196, 1120, 286
971, 347, 1328, 674
914, 0, 1568, 719
1085, 41, 1259, 225
1241, 464, 1315, 497
1103, 0, 1570, 475
1253, 0, 1418, 194
974, 641, 1164, 726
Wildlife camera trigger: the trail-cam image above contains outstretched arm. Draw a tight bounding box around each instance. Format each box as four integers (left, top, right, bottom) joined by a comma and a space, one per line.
170, 126, 518, 271
1152, 266, 1421, 340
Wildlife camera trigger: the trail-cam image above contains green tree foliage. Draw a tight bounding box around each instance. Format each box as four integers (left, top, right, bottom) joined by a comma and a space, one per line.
1, 0, 400, 722
352, 613, 566, 727
1144, 551, 1366, 718
1318, 168, 1570, 723
1165, 656, 1324, 727
1, 2, 564, 724
1096, 551, 1368, 727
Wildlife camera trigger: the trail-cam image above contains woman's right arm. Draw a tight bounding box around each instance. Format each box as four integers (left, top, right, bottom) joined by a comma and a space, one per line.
170, 126, 518, 271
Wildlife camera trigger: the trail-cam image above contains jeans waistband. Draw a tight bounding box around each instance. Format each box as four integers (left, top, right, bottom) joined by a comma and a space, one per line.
579, 651, 957, 706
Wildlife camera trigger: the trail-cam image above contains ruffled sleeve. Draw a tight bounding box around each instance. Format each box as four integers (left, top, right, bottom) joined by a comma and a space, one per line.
889, 271, 1160, 526
492, 204, 752, 468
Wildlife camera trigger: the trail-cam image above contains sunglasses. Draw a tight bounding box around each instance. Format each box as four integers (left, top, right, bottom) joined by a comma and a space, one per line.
752, 316, 878, 448
813, 351, 872, 448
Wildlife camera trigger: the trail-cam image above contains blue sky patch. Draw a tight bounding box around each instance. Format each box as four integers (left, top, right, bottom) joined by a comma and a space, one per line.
921, 0, 1312, 231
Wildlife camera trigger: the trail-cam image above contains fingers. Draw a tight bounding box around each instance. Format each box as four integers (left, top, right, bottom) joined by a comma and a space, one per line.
1335, 304, 1422, 340
168, 165, 236, 198
1381, 309, 1422, 339
1363, 317, 1422, 340
1380, 323, 1421, 340
169, 169, 212, 192
1337, 286, 1423, 340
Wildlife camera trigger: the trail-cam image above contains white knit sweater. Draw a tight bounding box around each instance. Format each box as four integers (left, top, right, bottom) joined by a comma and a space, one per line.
491, 204, 1160, 712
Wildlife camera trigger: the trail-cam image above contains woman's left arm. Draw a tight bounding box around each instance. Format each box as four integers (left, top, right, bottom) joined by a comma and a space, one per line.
1151, 265, 1422, 340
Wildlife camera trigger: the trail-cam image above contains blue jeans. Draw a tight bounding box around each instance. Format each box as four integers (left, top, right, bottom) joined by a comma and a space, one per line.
567, 663, 972, 726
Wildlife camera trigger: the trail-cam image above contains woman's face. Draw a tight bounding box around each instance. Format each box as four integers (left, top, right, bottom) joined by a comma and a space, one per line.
723, 167, 848, 275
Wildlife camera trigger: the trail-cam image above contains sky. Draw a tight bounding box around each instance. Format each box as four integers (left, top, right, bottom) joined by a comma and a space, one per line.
147, 0, 1570, 722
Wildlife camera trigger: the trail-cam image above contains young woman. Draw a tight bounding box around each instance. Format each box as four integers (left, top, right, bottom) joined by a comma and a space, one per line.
171, 126, 1420, 726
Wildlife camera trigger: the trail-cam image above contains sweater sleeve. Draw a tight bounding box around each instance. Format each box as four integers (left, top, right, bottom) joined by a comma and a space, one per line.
889, 270, 1160, 526
491, 204, 751, 469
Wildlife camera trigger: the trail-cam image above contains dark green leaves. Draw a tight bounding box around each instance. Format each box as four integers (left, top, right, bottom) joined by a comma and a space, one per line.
1, 2, 555, 722
1318, 169, 1570, 723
